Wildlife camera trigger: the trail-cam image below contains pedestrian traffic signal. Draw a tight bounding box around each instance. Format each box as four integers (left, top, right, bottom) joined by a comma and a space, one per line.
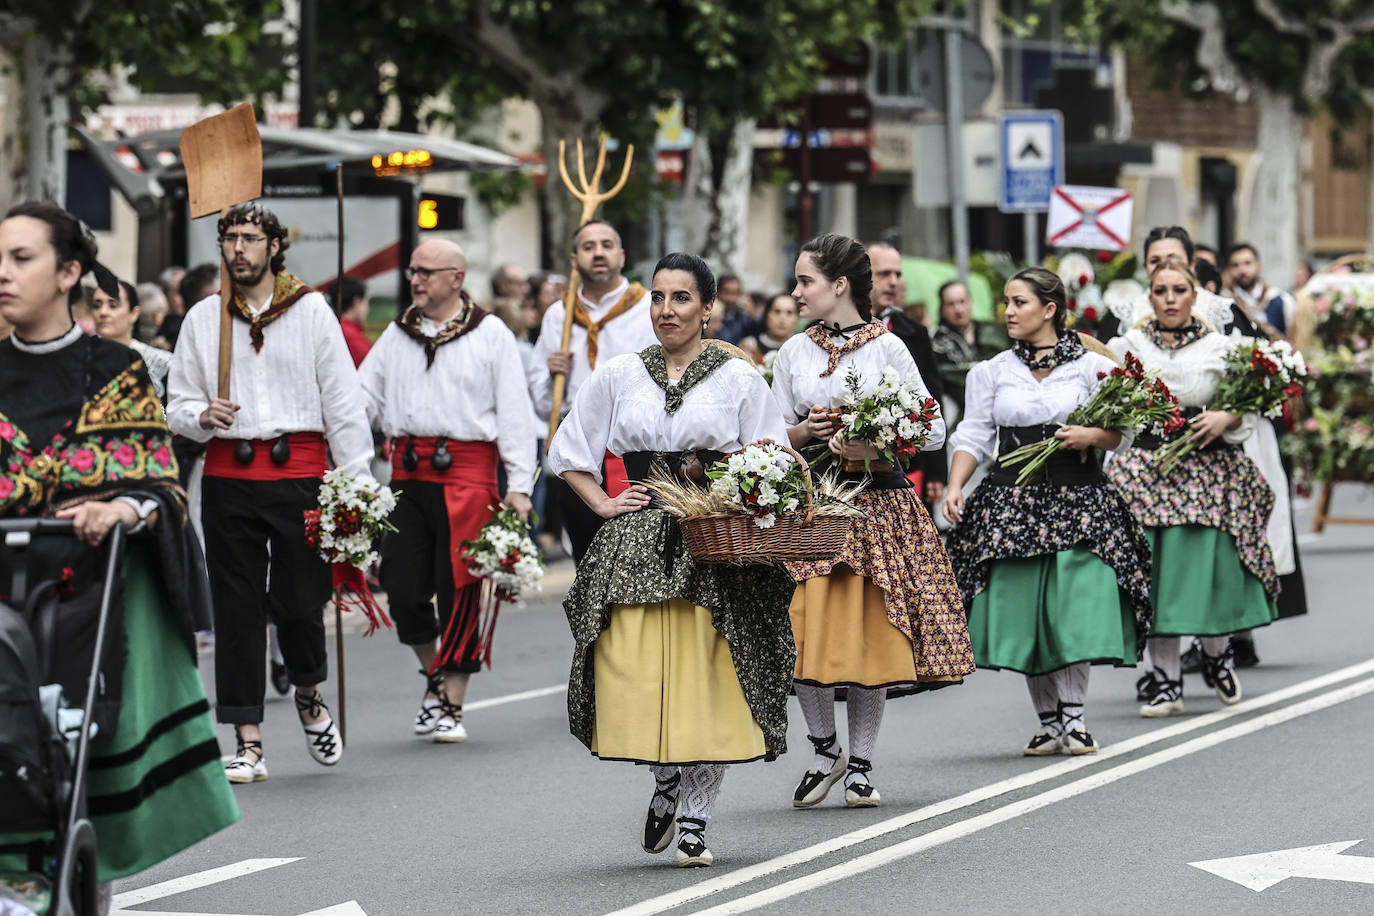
416, 193, 464, 231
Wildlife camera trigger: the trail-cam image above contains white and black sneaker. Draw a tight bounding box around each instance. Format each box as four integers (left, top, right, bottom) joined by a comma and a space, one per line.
642, 771, 681, 854
296, 691, 343, 766
225, 737, 267, 784
843, 756, 880, 808
413, 668, 444, 736
1135, 667, 1165, 702
1023, 728, 1063, 756
675, 817, 712, 867
793, 733, 848, 808
432, 699, 468, 743
1202, 648, 1242, 705
1140, 676, 1184, 718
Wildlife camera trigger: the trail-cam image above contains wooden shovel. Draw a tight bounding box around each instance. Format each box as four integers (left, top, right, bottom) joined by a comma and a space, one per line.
179, 103, 263, 400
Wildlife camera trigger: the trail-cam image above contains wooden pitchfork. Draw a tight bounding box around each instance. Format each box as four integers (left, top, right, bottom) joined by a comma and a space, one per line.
546, 137, 635, 443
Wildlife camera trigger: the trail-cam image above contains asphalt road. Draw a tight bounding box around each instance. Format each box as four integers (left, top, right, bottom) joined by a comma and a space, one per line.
110, 485, 1374, 916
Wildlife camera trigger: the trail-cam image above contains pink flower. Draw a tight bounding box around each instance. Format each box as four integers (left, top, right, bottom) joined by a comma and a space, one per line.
69, 449, 96, 473
0, 478, 13, 500
1316, 295, 1332, 314
0, 422, 14, 441
1304, 418, 1320, 432
152, 445, 173, 467
112, 444, 137, 467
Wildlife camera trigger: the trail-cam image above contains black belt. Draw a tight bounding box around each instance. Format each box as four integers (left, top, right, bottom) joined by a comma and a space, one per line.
1132, 406, 1236, 453
988, 424, 1104, 487
621, 449, 725, 577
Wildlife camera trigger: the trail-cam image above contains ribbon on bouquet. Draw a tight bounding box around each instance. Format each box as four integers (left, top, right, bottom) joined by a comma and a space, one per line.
331, 563, 393, 637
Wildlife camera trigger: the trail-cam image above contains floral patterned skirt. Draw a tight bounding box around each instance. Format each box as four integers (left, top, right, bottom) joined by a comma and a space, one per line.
946, 480, 1154, 656
785, 488, 975, 691
1107, 445, 1279, 598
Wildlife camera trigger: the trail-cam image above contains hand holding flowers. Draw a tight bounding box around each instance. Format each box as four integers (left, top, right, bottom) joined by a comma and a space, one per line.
303, 469, 398, 634
830, 366, 941, 469
460, 505, 544, 598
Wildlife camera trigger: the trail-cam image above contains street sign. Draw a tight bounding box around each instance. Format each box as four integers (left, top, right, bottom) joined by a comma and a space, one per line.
755, 147, 871, 183
1046, 185, 1133, 251
913, 31, 996, 114
809, 93, 874, 131
913, 121, 999, 208
998, 110, 1063, 212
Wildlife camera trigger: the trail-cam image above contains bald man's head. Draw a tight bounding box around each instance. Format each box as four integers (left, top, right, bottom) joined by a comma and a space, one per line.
409, 239, 468, 317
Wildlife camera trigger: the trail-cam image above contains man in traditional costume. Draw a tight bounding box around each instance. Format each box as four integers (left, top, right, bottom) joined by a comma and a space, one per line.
167, 201, 374, 783
359, 239, 536, 743
527, 220, 656, 562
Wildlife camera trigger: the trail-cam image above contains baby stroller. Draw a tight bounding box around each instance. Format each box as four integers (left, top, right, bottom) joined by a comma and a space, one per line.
0, 519, 128, 916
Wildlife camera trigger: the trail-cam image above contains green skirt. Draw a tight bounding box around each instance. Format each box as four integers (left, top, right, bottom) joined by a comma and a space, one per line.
0, 546, 238, 881
969, 546, 1138, 676
1147, 524, 1277, 637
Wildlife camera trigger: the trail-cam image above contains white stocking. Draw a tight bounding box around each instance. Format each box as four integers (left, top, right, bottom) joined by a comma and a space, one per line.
1050, 663, 1090, 733
678, 764, 726, 823
795, 684, 839, 770
845, 687, 886, 786
1199, 635, 1231, 667
649, 765, 680, 814
1148, 636, 1182, 682
1026, 674, 1061, 735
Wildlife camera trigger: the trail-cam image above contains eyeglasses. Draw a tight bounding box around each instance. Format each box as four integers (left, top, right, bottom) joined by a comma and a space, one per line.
221, 233, 268, 248
405, 267, 460, 282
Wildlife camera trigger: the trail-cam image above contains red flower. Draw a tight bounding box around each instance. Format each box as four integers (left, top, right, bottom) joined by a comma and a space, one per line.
152, 445, 173, 467
112, 443, 137, 467
0, 422, 14, 441
1067, 297, 1078, 312
1283, 383, 1303, 398
69, 449, 96, 473
0, 478, 13, 500
1078, 273, 1091, 286
303, 509, 322, 547
1097, 250, 1113, 263
1082, 306, 1099, 321
1097, 371, 1108, 380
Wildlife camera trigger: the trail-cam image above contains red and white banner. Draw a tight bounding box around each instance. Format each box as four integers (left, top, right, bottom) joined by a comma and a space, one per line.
1046, 185, 1133, 252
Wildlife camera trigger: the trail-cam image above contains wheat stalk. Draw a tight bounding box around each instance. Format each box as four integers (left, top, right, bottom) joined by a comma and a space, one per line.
639, 471, 867, 520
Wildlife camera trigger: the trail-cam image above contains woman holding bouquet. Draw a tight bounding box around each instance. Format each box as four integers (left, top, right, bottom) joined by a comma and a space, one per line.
548, 252, 796, 868
942, 267, 1153, 756
771, 234, 974, 810
1107, 257, 1279, 715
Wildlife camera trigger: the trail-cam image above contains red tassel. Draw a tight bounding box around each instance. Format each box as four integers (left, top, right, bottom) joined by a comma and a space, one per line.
331, 563, 392, 637
428, 581, 510, 673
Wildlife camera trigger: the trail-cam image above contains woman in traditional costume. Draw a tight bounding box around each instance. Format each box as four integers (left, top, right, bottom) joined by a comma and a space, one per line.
548, 252, 795, 868
942, 267, 1153, 755
771, 234, 974, 809
1107, 257, 1279, 715
0, 202, 236, 904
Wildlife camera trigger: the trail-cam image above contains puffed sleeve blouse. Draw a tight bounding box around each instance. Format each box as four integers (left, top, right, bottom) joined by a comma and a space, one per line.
1108, 329, 1256, 446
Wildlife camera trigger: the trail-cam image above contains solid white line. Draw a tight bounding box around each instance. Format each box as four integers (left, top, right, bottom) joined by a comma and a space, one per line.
465, 683, 567, 711
610, 656, 1374, 916
112, 858, 302, 908
692, 675, 1374, 914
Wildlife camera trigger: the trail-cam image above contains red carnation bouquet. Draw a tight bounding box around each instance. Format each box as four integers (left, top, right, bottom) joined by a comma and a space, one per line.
998, 352, 1185, 485
303, 469, 398, 635
1154, 337, 1309, 473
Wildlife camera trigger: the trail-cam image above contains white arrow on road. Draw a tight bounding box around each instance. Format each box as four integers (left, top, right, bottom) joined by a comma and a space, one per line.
111, 857, 368, 915
1190, 840, 1374, 891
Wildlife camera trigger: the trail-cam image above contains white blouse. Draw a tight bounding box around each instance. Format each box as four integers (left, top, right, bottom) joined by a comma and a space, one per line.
166, 291, 375, 478
949, 348, 1121, 464
526, 280, 658, 422
548, 352, 788, 485
769, 330, 945, 451
1108, 329, 1256, 444
358, 314, 538, 494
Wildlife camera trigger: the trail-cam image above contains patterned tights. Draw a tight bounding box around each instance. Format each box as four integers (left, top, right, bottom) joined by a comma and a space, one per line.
795, 684, 887, 785
649, 764, 726, 822
1026, 662, 1090, 734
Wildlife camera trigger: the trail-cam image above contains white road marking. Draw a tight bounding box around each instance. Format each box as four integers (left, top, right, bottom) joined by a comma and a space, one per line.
689, 675, 1374, 914
1191, 840, 1374, 891
466, 683, 567, 711
112, 859, 301, 909
111, 858, 368, 916
610, 656, 1374, 916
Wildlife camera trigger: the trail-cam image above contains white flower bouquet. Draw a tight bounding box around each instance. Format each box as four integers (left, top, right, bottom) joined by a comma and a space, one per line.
303, 468, 397, 635
706, 442, 808, 530
460, 505, 544, 598
831, 365, 941, 468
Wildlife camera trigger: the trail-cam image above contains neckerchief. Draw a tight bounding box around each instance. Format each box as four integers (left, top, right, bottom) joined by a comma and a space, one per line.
821, 320, 872, 340
229, 272, 312, 352
571, 281, 646, 369
1144, 317, 1209, 351
638, 343, 730, 414
804, 321, 887, 376
1013, 331, 1085, 370
393, 292, 489, 367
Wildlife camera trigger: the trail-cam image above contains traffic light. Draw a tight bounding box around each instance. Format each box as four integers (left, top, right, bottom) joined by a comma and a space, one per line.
416, 193, 464, 231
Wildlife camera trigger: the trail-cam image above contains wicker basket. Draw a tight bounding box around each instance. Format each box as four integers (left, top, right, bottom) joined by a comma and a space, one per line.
677, 442, 854, 565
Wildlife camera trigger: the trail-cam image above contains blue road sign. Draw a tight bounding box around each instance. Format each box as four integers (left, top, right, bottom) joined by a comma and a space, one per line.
998, 111, 1064, 213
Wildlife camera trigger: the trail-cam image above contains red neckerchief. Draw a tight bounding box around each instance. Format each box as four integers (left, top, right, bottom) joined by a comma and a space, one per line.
393, 293, 489, 367
804, 321, 888, 376
229, 272, 312, 352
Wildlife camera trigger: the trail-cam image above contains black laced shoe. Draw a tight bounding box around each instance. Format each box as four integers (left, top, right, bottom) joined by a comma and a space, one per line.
1135, 668, 1164, 702
1180, 638, 1204, 675
643, 772, 681, 854
843, 756, 880, 808
675, 817, 712, 867
1140, 676, 1184, 718
1202, 646, 1242, 705
295, 690, 343, 765
225, 734, 267, 784
414, 668, 444, 736
1232, 634, 1260, 669
793, 733, 848, 808
1061, 729, 1099, 755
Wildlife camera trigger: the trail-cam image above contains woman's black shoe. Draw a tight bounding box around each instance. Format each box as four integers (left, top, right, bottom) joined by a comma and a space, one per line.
270, 661, 291, 696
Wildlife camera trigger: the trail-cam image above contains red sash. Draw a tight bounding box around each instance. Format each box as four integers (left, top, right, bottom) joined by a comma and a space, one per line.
390, 438, 500, 590
603, 451, 629, 498
204, 432, 327, 480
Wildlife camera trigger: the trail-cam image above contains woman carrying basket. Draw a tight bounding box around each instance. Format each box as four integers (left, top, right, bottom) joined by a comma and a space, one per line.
771, 234, 974, 810
0, 203, 236, 902
547, 252, 796, 868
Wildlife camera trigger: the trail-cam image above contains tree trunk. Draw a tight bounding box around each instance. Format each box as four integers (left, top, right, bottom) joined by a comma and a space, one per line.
1245, 86, 1301, 292
682, 119, 755, 277
22, 30, 69, 203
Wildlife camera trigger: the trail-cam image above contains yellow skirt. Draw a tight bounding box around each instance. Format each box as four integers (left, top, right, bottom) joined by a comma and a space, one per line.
791, 567, 957, 689
591, 599, 767, 765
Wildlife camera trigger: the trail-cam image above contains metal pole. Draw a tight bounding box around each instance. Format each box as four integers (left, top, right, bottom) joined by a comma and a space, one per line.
334, 160, 347, 745
1024, 211, 1039, 266
799, 99, 814, 245
944, 27, 969, 281
299, 0, 318, 128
